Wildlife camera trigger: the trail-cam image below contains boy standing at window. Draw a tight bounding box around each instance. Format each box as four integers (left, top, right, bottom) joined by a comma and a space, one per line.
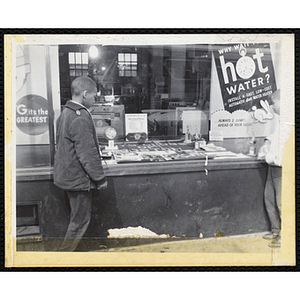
54, 76, 107, 251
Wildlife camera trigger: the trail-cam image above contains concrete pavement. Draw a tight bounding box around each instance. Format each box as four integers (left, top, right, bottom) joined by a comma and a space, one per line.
93, 231, 279, 253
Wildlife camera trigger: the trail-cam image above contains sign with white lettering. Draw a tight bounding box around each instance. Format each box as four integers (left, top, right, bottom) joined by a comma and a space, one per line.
16, 94, 49, 135
15, 44, 61, 145
213, 43, 277, 115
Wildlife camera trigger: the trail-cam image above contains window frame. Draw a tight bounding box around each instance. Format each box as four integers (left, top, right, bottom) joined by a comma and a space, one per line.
68, 52, 89, 78
118, 52, 138, 77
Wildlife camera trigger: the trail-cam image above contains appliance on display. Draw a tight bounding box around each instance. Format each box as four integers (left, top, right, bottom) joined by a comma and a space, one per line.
104, 126, 118, 151
181, 109, 208, 141
90, 104, 125, 142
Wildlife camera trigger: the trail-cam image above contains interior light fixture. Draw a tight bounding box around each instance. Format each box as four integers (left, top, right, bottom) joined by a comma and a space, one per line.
89, 46, 99, 58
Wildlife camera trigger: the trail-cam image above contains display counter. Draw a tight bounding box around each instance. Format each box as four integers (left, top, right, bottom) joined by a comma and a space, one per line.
16, 138, 271, 248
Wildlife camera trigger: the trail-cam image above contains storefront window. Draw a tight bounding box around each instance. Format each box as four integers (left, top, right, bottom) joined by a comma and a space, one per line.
14, 40, 281, 169
59, 44, 211, 141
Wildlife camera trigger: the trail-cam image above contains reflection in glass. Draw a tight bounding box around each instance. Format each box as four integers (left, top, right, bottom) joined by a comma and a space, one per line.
60, 44, 212, 140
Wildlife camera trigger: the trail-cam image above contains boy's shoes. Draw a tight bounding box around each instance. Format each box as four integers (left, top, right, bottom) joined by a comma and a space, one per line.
263, 233, 278, 240
268, 235, 281, 248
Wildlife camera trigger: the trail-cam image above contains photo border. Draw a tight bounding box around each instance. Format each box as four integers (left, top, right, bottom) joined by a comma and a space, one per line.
2, 28, 299, 270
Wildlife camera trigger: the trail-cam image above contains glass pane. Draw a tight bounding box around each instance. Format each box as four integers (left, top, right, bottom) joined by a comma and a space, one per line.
67, 45, 211, 140
118, 53, 124, 62
69, 70, 76, 76
124, 64, 130, 70
125, 53, 131, 61
68, 52, 75, 64
82, 52, 88, 64
75, 52, 81, 64
131, 53, 137, 62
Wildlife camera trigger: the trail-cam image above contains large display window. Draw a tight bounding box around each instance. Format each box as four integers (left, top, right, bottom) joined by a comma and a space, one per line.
59, 44, 212, 141
15, 40, 281, 168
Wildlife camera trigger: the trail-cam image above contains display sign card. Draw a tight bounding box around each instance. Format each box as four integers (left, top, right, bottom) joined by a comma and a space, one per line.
213, 43, 277, 115
125, 113, 148, 141
210, 109, 254, 138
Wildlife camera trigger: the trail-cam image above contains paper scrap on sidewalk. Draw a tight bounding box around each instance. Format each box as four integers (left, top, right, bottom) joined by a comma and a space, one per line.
107, 226, 170, 239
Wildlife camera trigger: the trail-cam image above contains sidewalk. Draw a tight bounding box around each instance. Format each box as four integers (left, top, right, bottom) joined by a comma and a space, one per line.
16, 231, 279, 252
93, 232, 278, 253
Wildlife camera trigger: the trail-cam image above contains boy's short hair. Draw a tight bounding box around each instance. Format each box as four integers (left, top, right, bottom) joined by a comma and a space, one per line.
71, 76, 96, 96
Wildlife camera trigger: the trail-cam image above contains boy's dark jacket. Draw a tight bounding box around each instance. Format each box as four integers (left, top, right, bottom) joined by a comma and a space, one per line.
53, 101, 106, 191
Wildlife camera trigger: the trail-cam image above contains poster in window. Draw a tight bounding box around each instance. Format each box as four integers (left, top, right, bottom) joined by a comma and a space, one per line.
213, 43, 277, 114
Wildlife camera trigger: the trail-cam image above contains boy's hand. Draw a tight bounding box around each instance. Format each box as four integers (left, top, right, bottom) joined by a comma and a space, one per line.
97, 180, 108, 190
